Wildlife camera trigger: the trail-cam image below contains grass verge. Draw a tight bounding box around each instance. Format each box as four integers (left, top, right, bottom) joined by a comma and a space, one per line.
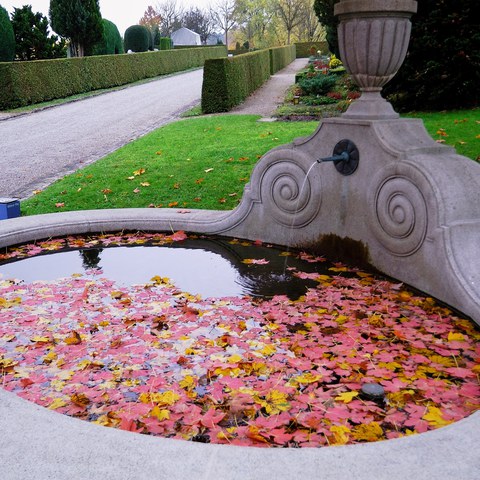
22, 115, 318, 216
21, 110, 479, 216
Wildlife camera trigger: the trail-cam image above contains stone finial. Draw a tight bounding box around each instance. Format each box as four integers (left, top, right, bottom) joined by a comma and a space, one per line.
334, 0, 418, 119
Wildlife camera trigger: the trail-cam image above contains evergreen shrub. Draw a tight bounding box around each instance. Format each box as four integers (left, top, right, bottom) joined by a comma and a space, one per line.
384, 0, 480, 111
159, 37, 173, 50
124, 25, 150, 53
93, 19, 123, 55
0, 5, 15, 62
298, 75, 336, 96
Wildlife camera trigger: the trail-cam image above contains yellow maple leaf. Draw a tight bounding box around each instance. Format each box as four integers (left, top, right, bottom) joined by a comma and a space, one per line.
292, 372, 322, 385
141, 390, 180, 406
48, 398, 68, 410
43, 351, 57, 364
260, 343, 277, 356
30, 336, 50, 343
351, 422, 384, 442
179, 375, 196, 390
260, 389, 291, 414
447, 332, 465, 342
228, 354, 243, 364
150, 406, 170, 421
422, 406, 453, 427
335, 391, 359, 403
329, 425, 351, 445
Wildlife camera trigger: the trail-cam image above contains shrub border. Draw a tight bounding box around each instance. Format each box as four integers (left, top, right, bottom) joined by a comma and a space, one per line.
0, 46, 226, 110
201, 45, 296, 114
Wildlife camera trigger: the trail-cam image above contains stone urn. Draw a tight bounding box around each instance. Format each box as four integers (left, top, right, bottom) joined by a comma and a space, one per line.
335, 0, 418, 119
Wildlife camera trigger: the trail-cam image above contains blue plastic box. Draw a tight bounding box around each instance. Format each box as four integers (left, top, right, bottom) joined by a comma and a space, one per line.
0, 198, 20, 220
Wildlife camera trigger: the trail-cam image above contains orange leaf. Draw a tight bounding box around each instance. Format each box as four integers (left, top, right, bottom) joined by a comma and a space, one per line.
65, 331, 82, 345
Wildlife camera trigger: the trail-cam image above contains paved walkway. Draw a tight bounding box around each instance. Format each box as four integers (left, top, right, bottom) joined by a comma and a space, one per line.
231, 58, 307, 116
0, 60, 306, 200
0, 69, 205, 199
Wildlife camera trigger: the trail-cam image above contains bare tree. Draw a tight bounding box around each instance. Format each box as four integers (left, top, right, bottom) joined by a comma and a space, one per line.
155, 0, 184, 36
182, 7, 215, 44
276, 0, 306, 44
210, 0, 237, 48
235, 0, 277, 48
298, 0, 325, 42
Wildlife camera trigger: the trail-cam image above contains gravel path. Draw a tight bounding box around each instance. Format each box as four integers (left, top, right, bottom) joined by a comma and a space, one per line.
0, 60, 306, 200
231, 58, 307, 116
0, 69, 205, 199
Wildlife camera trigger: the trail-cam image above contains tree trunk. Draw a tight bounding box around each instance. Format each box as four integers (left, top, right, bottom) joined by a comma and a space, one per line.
70, 41, 84, 57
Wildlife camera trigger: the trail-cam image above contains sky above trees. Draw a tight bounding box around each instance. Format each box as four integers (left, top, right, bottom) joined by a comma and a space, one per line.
1, 1, 210, 37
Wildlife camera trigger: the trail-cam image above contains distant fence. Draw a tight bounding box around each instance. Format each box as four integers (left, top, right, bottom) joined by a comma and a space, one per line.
201, 44, 296, 114
0, 46, 226, 110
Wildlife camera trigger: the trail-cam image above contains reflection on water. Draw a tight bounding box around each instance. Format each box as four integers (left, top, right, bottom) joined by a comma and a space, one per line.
0, 239, 332, 299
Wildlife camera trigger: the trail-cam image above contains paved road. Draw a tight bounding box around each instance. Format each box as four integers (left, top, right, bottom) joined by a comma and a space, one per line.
0, 69, 205, 199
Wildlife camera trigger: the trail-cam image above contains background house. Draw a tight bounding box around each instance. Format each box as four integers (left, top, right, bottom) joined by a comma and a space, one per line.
171, 27, 201, 46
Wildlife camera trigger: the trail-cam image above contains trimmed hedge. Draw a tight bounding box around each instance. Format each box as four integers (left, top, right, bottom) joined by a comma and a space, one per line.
269, 45, 296, 74
0, 46, 226, 110
202, 50, 271, 113
201, 45, 296, 114
159, 37, 173, 50
295, 41, 329, 58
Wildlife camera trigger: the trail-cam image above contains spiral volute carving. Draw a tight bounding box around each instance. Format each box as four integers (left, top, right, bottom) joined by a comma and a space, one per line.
260, 154, 321, 228
371, 175, 428, 256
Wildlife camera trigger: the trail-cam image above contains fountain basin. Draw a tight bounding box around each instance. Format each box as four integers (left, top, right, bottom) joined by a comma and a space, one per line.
0, 210, 479, 479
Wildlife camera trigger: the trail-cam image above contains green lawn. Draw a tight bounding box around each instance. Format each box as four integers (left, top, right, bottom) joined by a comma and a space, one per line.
22, 111, 479, 216
404, 109, 479, 161
22, 115, 318, 215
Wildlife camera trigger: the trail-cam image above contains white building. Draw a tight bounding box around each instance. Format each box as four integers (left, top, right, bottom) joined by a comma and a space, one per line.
171, 27, 201, 46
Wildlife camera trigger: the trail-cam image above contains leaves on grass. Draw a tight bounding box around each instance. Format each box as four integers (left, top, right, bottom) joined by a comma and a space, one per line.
0, 232, 478, 448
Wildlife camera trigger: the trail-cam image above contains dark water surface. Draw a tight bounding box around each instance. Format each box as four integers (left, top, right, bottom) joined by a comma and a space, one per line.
0, 238, 333, 299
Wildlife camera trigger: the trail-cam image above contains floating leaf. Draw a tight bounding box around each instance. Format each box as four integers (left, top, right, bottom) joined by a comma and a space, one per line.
335, 391, 359, 403
242, 258, 270, 265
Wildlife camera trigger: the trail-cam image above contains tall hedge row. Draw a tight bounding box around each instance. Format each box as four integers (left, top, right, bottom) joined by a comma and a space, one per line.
269, 45, 296, 74
295, 41, 330, 58
201, 45, 296, 114
0, 46, 226, 110
202, 50, 271, 113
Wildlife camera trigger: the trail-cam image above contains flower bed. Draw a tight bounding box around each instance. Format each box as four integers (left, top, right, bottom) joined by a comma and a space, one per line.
276, 54, 360, 121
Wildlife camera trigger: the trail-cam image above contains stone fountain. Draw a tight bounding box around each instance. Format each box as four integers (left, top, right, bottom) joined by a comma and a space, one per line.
0, 1, 479, 478
1, 0, 478, 325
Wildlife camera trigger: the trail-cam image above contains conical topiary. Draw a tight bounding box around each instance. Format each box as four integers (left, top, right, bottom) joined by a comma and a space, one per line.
0, 5, 15, 62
